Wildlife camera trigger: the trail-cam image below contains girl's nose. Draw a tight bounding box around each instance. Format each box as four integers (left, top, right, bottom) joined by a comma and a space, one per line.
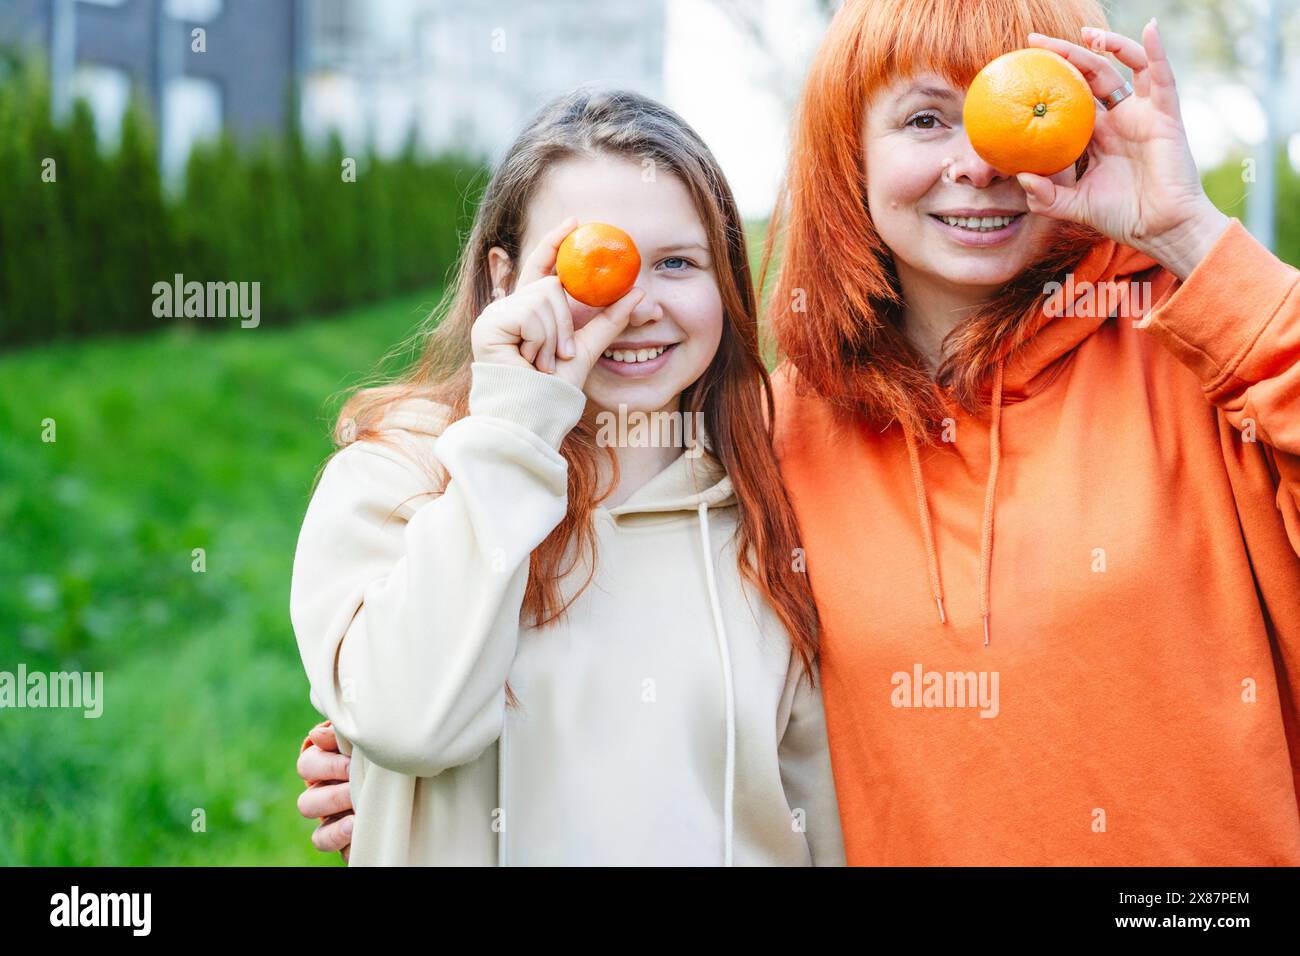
628, 288, 662, 326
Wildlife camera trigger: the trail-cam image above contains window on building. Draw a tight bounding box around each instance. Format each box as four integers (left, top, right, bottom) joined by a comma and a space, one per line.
310, 0, 362, 68
71, 63, 131, 149
162, 75, 223, 178
165, 0, 222, 21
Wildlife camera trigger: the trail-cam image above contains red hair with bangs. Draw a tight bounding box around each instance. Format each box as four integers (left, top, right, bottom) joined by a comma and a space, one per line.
765, 0, 1110, 440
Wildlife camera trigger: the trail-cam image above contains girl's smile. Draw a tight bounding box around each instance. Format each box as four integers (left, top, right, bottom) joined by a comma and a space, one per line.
597, 341, 680, 376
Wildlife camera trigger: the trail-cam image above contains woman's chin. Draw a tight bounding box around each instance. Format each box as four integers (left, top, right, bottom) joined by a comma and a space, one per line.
928, 252, 1034, 291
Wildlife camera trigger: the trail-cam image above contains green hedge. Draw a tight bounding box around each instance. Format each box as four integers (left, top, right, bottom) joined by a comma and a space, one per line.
0, 54, 485, 348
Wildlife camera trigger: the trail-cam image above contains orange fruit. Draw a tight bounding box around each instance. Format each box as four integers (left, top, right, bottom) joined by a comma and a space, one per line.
962, 48, 1096, 176
555, 222, 641, 308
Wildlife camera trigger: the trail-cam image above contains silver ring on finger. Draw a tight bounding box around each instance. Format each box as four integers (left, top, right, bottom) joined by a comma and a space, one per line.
1102, 81, 1135, 110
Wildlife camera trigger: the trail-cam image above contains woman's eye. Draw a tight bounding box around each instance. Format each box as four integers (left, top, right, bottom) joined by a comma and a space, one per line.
906, 112, 944, 130
660, 257, 693, 271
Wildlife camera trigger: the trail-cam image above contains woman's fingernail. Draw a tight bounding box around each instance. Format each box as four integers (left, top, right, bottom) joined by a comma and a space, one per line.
340, 816, 353, 836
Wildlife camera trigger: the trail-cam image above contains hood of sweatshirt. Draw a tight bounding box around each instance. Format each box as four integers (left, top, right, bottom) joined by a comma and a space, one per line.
902, 238, 1168, 645
605, 442, 737, 520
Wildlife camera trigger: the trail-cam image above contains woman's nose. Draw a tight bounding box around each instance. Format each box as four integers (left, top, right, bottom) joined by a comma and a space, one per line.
942, 137, 1011, 189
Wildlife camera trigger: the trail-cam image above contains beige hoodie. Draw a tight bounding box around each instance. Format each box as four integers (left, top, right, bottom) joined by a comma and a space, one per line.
290, 361, 845, 866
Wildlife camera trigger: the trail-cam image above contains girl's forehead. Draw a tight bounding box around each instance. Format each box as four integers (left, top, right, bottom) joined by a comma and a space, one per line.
540, 155, 691, 214
522, 157, 707, 251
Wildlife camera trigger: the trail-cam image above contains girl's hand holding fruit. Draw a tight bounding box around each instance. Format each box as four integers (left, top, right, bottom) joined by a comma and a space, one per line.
471, 217, 645, 391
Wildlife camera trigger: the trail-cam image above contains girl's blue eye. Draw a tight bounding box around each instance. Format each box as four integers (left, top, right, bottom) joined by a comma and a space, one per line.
661, 257, 692, 271
907, 112, 943, 130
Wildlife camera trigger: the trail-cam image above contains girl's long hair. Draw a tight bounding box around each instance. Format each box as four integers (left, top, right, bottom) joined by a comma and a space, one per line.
332, 88, 820, 679
764, 0, 1108, 441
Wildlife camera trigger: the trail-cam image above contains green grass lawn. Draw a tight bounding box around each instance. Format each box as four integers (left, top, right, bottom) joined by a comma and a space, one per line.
0, 289, 442, 865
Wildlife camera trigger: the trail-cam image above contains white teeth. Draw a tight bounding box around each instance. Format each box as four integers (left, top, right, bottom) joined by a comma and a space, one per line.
937, 214, 1019, 231
602, 344, 668, 363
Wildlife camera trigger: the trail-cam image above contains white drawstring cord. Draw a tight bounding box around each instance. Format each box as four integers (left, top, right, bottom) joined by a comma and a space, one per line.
498, 503, 735, 868
496, 718, 508, 866
698, 501, 736, 867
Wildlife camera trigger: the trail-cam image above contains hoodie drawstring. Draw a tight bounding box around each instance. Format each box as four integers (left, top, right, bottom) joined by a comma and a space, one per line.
978, 361, 1005, 646
698, 501, 736, 867
497, 499, 735, 868
497, 715, 508, 866
903, 427, 947, 626
903, 359, 1005, 646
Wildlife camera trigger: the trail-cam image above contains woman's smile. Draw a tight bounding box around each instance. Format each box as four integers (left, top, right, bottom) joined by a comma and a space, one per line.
927, 208, 1029, 246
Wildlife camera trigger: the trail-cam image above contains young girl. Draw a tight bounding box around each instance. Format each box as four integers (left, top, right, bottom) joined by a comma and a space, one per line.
289, 88, 844, 865
765, 0, 1300, 864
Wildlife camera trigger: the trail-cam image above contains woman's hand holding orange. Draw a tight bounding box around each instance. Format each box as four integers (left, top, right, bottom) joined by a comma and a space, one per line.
471, 216, 645, 391
1017, 20, 1230, 279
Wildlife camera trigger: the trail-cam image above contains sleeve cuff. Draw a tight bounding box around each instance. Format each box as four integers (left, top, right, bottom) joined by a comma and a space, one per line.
1140, 218, 1300, 388
467, 361, 588, 450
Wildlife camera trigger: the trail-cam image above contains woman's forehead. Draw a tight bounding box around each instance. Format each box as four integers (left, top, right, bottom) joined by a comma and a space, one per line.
878, 71, 965, 101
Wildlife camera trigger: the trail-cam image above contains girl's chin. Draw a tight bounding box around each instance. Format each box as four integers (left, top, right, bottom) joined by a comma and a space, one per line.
586, 388, 680, 416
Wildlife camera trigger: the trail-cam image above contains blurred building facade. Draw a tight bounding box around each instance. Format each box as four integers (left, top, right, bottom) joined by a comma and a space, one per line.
0, 0, 666, 174
0, 0, 299, 173
301, 0, 667, 163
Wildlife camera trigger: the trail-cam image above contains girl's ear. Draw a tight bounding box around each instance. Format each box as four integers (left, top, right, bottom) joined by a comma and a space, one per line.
487, 246, 514, 298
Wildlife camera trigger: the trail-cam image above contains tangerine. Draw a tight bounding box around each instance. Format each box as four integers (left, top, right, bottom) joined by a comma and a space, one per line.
555, 222, 641, 308
962, 48, 1096, 176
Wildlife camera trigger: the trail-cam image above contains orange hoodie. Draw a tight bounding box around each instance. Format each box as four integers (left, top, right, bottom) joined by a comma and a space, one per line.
772, 218, 1300, 865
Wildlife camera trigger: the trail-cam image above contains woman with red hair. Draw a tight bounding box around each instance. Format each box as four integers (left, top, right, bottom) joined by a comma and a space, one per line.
298, 0, 1300, 866
767, 0, 1300, 864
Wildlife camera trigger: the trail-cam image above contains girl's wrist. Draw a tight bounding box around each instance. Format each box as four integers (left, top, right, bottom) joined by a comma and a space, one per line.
467, 361, 588, 449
